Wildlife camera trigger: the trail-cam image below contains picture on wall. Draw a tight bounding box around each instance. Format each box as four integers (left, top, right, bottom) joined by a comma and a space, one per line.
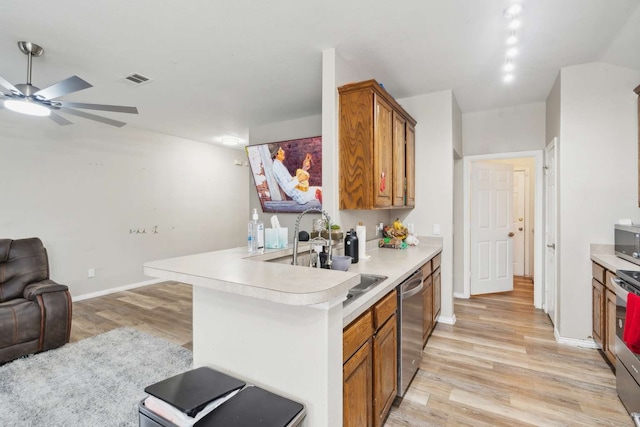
245, 136, 322, 213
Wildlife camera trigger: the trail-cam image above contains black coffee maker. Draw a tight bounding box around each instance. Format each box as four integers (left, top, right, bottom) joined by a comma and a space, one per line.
345, 229, 359, 263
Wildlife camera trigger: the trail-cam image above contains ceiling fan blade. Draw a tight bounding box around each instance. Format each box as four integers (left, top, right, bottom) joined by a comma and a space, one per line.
0, 75, 22, 95
59, 107, 127, 127
48, 111, 73, 126
57, 102, 138, 114
33, 76, 92, 100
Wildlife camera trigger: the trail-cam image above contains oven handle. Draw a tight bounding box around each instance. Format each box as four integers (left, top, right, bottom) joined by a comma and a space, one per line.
612, 276, 629, 300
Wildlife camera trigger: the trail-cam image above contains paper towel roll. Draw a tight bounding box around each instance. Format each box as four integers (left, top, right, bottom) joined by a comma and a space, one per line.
356, 224, 366, 259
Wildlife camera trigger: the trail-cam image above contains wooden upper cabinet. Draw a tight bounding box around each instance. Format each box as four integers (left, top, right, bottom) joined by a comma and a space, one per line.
405, 124, 416, 207
392, 112, 406, 207
339, 79, 417, 210
374, 95, 393, 208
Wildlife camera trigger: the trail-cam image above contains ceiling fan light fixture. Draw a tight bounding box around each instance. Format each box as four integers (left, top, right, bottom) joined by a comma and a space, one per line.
4, 99, 51, 117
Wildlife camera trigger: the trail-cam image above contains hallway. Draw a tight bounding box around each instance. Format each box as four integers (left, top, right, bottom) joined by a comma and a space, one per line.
386, 277, 631, 426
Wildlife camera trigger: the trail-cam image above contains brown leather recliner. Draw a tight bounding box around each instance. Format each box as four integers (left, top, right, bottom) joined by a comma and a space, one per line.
0, 237, 72, 364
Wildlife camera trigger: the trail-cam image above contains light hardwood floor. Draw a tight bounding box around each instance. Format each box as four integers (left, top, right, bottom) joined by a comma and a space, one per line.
70, 277, 632, 426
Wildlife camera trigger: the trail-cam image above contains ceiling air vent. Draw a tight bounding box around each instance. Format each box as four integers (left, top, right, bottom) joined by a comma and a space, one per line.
122, 73, 152, 86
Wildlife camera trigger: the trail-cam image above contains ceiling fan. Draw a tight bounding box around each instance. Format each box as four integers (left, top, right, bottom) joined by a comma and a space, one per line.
0, 41, 138, 127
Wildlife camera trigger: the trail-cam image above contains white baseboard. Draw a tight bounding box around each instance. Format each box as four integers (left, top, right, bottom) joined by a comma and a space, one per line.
453, 292, 467, 299
553, 328, 599, 349
436, 314, 456, 325
72, 278, 164, 302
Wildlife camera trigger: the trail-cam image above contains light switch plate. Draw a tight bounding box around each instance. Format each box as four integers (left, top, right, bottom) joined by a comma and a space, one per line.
433, 224, 441, 235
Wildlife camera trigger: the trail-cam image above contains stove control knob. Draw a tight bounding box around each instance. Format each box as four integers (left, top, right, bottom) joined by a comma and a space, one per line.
634, 252, 639, 258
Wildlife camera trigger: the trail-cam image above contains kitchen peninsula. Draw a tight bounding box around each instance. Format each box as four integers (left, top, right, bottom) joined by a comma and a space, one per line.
144, 238, 442, 426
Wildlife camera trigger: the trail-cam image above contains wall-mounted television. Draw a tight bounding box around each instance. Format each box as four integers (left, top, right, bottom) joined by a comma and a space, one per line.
246, 136, 322, 213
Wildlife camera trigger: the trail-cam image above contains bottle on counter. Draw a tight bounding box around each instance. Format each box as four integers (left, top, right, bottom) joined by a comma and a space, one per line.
345, 228, 359, 263
248, 208, 264, 254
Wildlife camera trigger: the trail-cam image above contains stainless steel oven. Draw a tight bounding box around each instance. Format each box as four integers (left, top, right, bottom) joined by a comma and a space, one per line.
396, 269, 424, 397
612, 270, 640, 423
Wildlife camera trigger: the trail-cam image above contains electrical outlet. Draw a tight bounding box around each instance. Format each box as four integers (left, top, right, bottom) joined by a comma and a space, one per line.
433, 224, 441, 235
234, 159, 242, 166
88, 268, 95, 278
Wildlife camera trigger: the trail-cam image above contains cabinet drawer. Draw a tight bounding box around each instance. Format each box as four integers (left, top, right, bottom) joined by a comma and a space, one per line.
605, 269, 616, 292
592, 262, 605, 284
344, 310, 374, 363
373, 290, 397, 330
420, 260, 432, 277
432, 252, 441, 271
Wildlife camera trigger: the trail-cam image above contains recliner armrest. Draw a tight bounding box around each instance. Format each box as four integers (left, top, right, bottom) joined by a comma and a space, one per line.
23, 280, 69, 301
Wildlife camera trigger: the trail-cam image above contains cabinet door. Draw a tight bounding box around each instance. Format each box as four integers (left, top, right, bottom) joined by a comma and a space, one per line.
344, 339, 373, 427
423, 275, 433, 345
433, 267, 441, 321
606, 289, 617, 367
392, 112, 406, 207
405, 124, 415, 207
373, 95, 393, 208
373, 314, 397, 427
592, 279, 604, 348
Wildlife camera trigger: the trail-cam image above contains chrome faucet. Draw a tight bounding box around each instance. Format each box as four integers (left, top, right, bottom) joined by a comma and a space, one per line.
292, 208, 332, 267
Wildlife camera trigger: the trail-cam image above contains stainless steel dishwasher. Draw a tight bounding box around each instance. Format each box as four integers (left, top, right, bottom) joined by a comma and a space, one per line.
396, 268, 424, 397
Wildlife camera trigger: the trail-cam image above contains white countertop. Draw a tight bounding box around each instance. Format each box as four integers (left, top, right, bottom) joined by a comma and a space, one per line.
144, 237, 442, 325
590, 243, 640, 272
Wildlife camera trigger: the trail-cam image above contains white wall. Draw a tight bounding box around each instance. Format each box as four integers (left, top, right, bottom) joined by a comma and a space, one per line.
323, 49, 390, 246
556, 62, 640, 340
463, 102, 546, 155
0, 117, 248, 298
401, 90, 456, 321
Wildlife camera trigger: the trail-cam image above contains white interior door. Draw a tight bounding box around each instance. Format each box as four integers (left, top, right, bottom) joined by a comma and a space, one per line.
471, 161, 514, 295
544, 140, 557, 323
513, 170, 526, 276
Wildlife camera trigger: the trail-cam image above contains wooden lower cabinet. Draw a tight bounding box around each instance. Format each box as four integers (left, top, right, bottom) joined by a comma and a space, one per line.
344, 339, 373, 427
592, 278, 604, 348
421, 254, 442, 346
373, 314, 397, 427
422, 275, 433, 344
433, 267, 441, 322
591, 261, 616, 369
606, 288, 617, 366
344, 290, 397, 427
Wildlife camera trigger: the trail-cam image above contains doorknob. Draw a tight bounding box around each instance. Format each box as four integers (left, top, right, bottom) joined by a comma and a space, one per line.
519, 217, 523, 221
547, 243, 556, 249
508, 232, 515, 237
518, 227, 523, 231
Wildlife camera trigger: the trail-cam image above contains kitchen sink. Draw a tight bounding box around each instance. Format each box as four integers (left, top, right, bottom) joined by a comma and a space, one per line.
349, 274, 388, 294
344, 274, 388, 306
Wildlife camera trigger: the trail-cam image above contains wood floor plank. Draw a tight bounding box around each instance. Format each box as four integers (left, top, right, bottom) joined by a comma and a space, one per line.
385, 277, 632, 426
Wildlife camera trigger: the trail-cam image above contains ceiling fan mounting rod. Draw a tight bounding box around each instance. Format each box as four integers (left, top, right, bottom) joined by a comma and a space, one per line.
17, 41, 44, 86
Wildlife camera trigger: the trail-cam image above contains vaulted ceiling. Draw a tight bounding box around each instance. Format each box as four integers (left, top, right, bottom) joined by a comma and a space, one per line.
1, 0, 639, 147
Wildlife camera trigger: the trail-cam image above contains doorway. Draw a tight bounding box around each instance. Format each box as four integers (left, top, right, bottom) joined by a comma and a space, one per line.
462, 150, 544, 308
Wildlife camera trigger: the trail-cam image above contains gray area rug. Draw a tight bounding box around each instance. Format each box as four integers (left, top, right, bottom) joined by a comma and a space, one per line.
0, 327, 192, 427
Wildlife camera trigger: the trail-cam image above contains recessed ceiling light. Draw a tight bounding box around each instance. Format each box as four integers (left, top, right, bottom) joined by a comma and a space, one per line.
506, 34, 518, 45
505, 4, 523, 18
508, 19, 521, 30
506, 47, 519, 58
222, 137, 240, 146
503, 74, 514, 83
503, 62, 515, 72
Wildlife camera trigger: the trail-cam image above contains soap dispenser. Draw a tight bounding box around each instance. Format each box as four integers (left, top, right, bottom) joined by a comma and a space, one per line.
345, 228, 359, 263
